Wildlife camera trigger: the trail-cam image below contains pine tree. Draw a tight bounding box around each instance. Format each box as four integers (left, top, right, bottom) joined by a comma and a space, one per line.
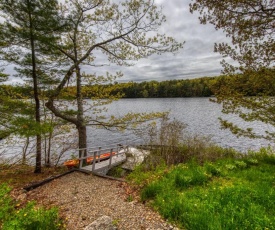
0, 0, 64, 172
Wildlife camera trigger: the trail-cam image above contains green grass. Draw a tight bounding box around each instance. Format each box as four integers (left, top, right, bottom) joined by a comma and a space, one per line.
0, 183, 64, 230
129, 148, 275, 230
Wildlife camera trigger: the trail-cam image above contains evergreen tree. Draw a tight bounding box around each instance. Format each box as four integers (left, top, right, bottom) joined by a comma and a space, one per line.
0, 0, 64, 173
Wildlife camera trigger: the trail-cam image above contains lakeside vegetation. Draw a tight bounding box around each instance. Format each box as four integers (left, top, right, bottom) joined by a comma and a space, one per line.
127, 146, 275, 230
1, 147, 274, 230
124, 118, 275, 229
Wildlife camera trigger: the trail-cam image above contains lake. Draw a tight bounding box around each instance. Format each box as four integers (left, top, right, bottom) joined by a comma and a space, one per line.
86, 98, 274, 152
1, 98, 274, 164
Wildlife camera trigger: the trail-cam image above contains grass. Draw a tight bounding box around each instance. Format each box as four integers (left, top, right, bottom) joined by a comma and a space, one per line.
128, 148, 275, 230
0, 183, 64, 230
0, 165, 68, 230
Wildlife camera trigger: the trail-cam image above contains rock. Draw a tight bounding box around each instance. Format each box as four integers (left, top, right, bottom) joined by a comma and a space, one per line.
121, 147, 150, 170
84, 216, 116, 230
17, 193, 27, 201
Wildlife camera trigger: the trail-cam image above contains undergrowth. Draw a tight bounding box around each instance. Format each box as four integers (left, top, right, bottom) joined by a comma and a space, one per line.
0, 183, 64, 230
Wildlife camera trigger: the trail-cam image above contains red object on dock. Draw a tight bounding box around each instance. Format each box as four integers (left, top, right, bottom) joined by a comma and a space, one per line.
64, 159, 79, 169
86, 152, 116, 164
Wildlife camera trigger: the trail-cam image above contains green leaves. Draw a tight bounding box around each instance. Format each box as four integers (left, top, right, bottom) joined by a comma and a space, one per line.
191, 0, 274, 142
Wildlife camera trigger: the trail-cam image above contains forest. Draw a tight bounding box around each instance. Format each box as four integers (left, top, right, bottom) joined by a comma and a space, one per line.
1, 71, 274, 100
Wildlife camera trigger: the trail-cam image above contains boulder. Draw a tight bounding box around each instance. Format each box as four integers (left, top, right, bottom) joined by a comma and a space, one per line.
121, 147, 150, 171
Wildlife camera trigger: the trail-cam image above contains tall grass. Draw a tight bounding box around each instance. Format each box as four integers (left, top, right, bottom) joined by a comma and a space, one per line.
129, 149, 275, 229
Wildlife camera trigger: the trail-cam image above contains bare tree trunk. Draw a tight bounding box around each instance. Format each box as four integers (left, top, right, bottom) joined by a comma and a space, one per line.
22, 137, 30, 165
45, 131, 52, 167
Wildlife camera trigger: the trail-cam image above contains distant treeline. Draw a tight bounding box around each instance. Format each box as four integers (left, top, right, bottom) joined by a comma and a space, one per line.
1, 71, 274, 99
81, 77, 215, 98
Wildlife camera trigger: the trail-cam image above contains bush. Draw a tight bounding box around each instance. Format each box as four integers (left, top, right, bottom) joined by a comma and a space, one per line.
248, 147, 275, 164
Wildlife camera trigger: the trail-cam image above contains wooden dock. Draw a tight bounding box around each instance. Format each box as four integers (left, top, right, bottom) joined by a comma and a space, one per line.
78, 145, 127, 175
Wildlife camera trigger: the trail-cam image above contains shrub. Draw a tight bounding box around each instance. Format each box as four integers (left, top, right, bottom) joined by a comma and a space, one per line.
248, 147, 275, 164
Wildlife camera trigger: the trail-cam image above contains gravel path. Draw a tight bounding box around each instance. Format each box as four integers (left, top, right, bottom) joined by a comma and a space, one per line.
22, 172, 179, 230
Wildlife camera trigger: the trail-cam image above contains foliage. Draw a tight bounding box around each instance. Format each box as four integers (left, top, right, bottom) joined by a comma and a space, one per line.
0, 183, 64, 229
210, 69, 275, 140
0, 184, 13, 225
3, 74, 275, 100
80, 77, 214, 98
190, 0, 275, 143
130, 149, 275, 229
0, 0, 66, 173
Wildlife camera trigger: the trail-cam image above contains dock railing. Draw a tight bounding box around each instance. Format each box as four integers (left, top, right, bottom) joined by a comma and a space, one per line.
78, 144, 128, 171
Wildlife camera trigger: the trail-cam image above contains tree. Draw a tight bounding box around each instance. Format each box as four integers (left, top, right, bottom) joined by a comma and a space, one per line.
0, 0, 64, 173
45, 0, 183, 156
190, 0, 275, 141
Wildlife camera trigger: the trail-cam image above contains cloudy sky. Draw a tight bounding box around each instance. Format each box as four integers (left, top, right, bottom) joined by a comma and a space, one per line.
3, 0, 232, 84
91, 0, 231, 83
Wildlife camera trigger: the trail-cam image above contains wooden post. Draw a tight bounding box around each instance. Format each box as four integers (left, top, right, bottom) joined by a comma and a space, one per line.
79, 149, 84, 168
92, 151, 97, 171
98, 147, 102, 162
108, 148, 113, 168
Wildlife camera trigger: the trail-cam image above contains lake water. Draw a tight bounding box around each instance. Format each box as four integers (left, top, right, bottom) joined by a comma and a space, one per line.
86, 98, 274, 152
1, 98, 274, 164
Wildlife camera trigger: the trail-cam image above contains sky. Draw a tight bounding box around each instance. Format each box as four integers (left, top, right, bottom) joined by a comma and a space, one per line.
87, 0, 232, 83
3, 0, 232, 84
